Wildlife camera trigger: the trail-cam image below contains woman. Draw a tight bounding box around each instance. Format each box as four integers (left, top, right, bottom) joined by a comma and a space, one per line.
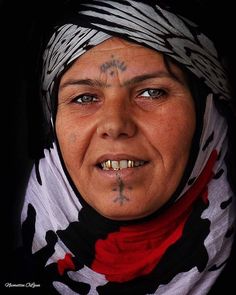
18, 0, 235, 294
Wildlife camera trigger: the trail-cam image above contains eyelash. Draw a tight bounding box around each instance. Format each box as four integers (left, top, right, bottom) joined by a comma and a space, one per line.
138, 88, 167, 99
72, 88, 167, 105
72, 93, 99, 104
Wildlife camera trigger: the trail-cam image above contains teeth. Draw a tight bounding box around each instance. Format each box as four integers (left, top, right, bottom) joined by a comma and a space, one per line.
120, 160, 128, 169
128, 160, 133, 168
101, 160, 145, 170
111, 161, 119, 170
107, 160, 112, 169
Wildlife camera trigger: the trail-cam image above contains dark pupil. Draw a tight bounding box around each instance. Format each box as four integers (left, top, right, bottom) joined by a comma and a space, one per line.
148, 89, 160, 96
82, 95, 93, 102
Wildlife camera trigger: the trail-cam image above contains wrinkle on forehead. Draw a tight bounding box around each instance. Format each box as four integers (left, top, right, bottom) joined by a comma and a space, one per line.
61, 39, 166, 79
59, 37, 188, 91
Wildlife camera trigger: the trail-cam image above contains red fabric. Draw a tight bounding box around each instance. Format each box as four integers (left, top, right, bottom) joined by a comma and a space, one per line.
57, 253, 75, 276
91, 150, 217, 282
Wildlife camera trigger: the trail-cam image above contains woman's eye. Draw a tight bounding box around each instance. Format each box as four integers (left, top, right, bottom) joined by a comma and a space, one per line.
139, 88, 166, 99
73, 94, 99, 104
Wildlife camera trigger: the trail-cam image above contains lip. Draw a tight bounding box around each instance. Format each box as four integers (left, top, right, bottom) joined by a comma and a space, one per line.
94, 162, 150, 182
94, 153, 150, 180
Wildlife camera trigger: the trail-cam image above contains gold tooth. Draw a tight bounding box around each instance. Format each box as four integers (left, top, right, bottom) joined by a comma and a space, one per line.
128, 160, 134, 168
107, 160, 112, 169
104, 160, 110, 169
103, 160, 138, 170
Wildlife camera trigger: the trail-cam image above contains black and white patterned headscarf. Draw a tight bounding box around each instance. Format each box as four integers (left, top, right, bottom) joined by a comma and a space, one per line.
41, 0, 230, 123
21, 1, 235, 294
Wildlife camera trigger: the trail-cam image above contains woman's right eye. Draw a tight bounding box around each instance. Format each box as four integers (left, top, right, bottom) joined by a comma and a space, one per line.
73, 94, 99, 104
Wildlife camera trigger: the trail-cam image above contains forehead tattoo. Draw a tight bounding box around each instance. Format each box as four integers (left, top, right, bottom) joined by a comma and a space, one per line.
100, 55, 127, 76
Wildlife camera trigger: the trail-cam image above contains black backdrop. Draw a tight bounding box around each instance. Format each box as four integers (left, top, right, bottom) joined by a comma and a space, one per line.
1, 0, 236, 288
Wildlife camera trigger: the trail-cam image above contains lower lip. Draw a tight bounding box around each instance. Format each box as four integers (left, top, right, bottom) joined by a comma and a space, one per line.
95, 163, 149, 180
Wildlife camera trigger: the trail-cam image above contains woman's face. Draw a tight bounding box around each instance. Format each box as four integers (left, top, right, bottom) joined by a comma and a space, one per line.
56, 37, 196, 220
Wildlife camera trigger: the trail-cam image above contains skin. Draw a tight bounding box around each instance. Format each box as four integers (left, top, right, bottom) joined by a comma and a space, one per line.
56, 37, 196, 220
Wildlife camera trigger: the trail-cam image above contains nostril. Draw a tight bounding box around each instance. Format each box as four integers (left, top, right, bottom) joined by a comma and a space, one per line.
97, 119, 137, 139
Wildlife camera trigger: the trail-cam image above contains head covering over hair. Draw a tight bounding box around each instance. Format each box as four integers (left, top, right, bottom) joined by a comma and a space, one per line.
41, 0, 231, 128
21, 1, 236, 294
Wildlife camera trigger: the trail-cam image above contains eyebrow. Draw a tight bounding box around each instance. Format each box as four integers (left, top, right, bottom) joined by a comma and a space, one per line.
59, 78, 109, 89
59, 70, 184, 90
123, 71, 184, 86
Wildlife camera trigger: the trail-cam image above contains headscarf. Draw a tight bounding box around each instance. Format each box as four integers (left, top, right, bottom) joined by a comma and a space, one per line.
21, 1, 236, 294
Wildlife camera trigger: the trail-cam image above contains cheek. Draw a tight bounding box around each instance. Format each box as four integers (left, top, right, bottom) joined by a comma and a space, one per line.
145, 102, 196, 164
55, 112, 90, 167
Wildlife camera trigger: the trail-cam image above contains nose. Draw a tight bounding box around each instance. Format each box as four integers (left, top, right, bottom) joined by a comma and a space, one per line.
96, 96, 137, 140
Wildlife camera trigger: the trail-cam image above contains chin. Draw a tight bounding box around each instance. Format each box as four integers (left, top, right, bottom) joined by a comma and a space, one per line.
96, 205, 156, 221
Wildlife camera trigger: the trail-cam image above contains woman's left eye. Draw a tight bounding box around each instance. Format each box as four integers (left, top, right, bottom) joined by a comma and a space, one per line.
73, 94, 99, 104
139, 88, 166, 99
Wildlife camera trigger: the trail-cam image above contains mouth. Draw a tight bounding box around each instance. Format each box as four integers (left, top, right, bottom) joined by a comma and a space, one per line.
97, 159, 148, 171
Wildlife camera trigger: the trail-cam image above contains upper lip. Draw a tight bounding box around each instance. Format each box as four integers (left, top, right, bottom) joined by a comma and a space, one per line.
95, 154, 148, 165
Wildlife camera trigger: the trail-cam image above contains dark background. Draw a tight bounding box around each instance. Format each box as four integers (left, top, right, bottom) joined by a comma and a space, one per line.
2, 0, 65, 257
1, 0, 236, 286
